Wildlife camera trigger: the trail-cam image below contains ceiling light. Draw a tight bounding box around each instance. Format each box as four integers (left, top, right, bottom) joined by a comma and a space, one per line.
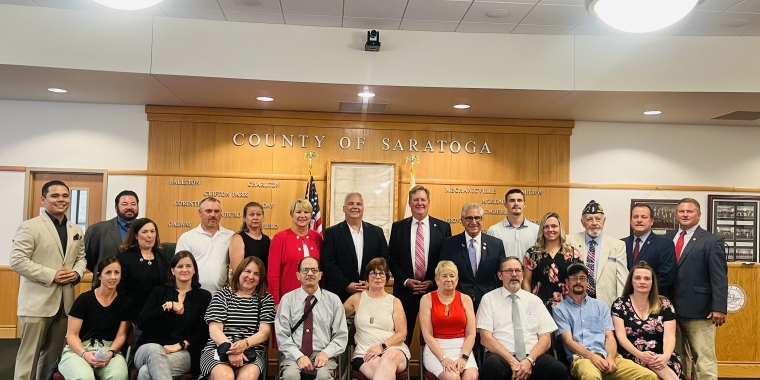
586, 0, 699, 33
47, 88, 67, 93
643, 110, 662, 115
256, 96, 274, 102
485, 9, 510, 19
92, 0, 164, 11
358, 92, 375, 98
453, 104, 471, 109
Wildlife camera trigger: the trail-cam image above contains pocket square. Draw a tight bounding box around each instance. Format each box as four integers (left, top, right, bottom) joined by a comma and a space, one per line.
73, 234, 81, 241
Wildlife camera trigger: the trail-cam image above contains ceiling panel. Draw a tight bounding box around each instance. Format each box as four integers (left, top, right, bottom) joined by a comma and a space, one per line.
217, 0, 282, 13
404, 0, 472, 21
344, 0, 409, 19
539, 0, 584, 4
475, 0, 537, 3
520, 4, 588, 26
162, 8, 226, 20
690, 11, 760, 34
160, 0, 221, 11
728, 0, 760, 13
697, 0, 744, 12
281, 0, 343, 16
456, 21, 517, 33
343, 17, 402, 29
462, 1, 536, 24
284, 13, 343, 26
223, 11, 284, 23
511, 24, 572, 34
400, 19, 460, 31
743, 24, 760, 34
0, 0, 38, 5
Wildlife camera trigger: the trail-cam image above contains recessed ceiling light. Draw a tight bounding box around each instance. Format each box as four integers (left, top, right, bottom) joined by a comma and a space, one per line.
485, 9, 510, 18
47, 88, 67, 93
256, 96, 274, 102
358, 92, 375, 98
587, 0, 699, 33
643, 110, 662, 115
453, 104, 471, 109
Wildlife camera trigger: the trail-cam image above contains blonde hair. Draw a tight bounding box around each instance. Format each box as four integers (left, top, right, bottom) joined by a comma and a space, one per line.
289, 199, 313, 215
435, 260, 459, 277
408, 185, 430, 202
532, 212, 572, 254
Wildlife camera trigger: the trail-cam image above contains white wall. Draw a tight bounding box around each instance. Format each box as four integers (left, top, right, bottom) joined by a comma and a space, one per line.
0, 100, 149, 265
569, 121, 760, 239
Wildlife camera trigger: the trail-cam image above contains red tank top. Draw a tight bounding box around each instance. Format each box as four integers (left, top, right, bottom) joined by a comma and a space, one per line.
431, 291, 466, 339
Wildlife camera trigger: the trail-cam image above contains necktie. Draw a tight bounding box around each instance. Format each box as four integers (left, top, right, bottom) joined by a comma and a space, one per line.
509, 294, 526, 360
468, 238, 478, 276
301, 295, 314, 357
414, 221, 425, 281
675, 230, 686, 262
587, 239, 597, 298
633, 237, 642, 263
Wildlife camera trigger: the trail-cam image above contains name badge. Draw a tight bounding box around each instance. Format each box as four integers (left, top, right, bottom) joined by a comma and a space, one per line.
608, 257, 616, 262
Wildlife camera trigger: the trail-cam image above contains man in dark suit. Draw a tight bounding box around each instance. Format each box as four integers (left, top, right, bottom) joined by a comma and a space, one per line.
440, 203, 506, 311
665, 198, 727, 380
322, 192, 389, 303
84, 190, 139, 272
389, 185, 451, 345
621, 203, 676, 298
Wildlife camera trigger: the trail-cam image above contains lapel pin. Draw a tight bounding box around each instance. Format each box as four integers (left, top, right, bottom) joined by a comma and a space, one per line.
434, 224, 437, 227
461, 244, 465, 248
692, 238, 697, 241
483, 247, 487, 250
646, 241, 650, 245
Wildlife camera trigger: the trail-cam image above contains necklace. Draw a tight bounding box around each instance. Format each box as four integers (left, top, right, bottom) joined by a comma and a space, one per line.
139, 257, 153, 265
366, 292, 385, 324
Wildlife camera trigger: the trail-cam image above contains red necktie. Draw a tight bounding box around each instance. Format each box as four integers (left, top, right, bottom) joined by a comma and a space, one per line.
675, 230, 686, 262
301, 295, 314, 357
633, 237, 641, 263
414, 221, 425, 281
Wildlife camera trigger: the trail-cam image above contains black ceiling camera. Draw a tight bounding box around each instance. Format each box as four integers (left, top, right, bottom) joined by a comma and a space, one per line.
365, 30, 381, 52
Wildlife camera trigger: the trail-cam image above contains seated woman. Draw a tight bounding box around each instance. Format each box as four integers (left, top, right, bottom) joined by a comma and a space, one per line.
200, 256, 275, 380
612, 261, 685, 380
116, 218, 168, 321
419, 261, 478, 380
58, 256, 132, 380
133, 251, 212, 379
344, 257, 410, 380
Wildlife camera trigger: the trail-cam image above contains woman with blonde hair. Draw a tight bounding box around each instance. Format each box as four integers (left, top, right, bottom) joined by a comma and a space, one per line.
229, 201, 271, 272
419, 260, 478, 380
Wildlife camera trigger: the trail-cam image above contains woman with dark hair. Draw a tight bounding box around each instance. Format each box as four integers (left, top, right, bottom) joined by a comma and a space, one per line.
117, 218, 168, 320
133, 251, 212, 379
522, 212, 583, 311
200, 256, 275, 380
229, 201, 271, 272
612, 261, 684, 380
344, 257, 410, 380
57, 256, 131, 380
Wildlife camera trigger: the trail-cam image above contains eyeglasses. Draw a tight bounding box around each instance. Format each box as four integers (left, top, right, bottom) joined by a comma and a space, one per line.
568, 275, 588, 282
462, 216, 483, 223
368, 271, 386, 278
299, 268, 320, 274
499, 269, 522, 275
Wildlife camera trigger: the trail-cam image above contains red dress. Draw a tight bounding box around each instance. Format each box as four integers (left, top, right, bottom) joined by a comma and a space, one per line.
267, 228, 322, 304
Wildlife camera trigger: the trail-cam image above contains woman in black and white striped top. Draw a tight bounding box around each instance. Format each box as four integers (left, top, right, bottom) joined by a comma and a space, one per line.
199, 256, 275, 380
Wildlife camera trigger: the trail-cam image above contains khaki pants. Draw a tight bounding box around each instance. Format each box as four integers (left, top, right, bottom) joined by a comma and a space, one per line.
14, 305, 68, 380
571, 354, 657, 380
676, 317, 717, 380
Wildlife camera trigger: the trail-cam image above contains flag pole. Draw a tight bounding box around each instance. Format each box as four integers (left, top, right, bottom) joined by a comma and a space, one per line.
404, 155, 420, 219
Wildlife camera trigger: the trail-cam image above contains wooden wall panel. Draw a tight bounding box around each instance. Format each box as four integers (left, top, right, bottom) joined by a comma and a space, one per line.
0, 267, 20, 337
716, 264, 760, 362
148, 122, 183, 171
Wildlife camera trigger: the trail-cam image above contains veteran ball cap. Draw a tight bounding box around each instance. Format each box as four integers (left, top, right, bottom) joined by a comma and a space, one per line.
582, 200, 604, 215
567, 263, 590, 277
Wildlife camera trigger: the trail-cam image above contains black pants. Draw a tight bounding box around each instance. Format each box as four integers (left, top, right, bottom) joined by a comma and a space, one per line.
481, 352, 566, 380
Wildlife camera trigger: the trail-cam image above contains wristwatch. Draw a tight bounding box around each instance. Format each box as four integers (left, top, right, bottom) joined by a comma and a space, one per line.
380, 343, 388, 351
526, 356, 536, 366
178, 341, 186, 350
461, 354, 470, 361
439, 355, 449, 362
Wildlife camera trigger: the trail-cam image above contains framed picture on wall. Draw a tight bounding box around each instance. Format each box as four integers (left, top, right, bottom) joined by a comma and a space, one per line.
708, 195, 760, 263
325, 161, 398, 240
630, 199, 680, 236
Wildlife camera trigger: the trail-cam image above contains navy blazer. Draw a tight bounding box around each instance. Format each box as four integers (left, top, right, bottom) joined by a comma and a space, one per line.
321, 220, 389, 302
439, 232, 506, 311
665, 226, 728, 318
621, 233, 677, 298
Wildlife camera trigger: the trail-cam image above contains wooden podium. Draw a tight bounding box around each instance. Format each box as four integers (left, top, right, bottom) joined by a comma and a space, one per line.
716, 262, 760, 378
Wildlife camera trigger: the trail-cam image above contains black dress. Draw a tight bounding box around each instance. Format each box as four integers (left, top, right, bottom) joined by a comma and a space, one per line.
116, 249, 168, 320
611, 296, 685, 379
239, 231, 271, 270
524, 246, 583, 312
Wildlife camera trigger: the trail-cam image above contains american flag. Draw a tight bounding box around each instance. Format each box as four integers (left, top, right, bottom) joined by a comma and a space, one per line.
305, 172, 322, 234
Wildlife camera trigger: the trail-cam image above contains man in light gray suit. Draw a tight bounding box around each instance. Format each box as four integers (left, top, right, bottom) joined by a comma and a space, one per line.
665, 198, 727, 380
84, 190, 139, 272
10, 180, 87, 380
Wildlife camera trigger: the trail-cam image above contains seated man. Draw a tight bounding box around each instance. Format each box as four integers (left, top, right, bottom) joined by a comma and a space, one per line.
477, 257, 566, 380
275, 256, 348, 380
553, 263, 657, 380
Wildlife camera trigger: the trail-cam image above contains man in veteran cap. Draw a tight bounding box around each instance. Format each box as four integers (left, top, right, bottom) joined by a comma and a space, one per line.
565, 200, 628, 307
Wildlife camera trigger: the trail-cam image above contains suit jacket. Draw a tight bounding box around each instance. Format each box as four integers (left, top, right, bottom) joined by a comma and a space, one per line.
84, 217, 125, 273
388, 216, 451, 304
9, 212, 87, 317
621, 233, 677, 298
116, 248, 169, 320
665, 226, 728, 318
322, 220, 390, 302
566, 232, 628, 307
439, 232, 506, 311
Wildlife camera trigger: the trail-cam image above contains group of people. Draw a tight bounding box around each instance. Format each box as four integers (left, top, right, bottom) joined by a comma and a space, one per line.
10, 180, 728, 380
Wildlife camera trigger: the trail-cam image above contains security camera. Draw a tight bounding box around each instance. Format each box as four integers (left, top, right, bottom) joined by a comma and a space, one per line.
365, 30, 381, 52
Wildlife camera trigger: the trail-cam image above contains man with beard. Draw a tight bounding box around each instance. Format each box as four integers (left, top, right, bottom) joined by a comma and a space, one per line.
84, 190, 139, 272
476, 257, 566, 380
175, 197, 234, 294
553, 263, 657, 380
566, 200, 628, 307
276, 256, 347, 380
486, 189, 539, 264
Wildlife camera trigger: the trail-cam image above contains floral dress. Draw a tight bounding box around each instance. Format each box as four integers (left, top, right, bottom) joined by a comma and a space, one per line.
611, 296, 685, 380
524, 246, 582, 312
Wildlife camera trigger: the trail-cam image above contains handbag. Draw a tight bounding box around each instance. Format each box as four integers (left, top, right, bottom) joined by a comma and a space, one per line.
217, 295, 264, 364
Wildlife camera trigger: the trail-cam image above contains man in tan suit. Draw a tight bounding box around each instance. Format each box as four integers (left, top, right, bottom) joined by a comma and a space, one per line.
10, 180, 87, 380
565, 200, 628, 307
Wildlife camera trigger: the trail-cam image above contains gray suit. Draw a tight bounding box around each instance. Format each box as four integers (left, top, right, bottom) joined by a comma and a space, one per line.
84, 217, 125, 272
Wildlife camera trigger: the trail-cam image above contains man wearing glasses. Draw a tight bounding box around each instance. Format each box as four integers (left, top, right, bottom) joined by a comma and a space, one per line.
440, 203, 506, 312
477, 257, 566, 380
553, 263, 656, 380
275, 256, 348, 380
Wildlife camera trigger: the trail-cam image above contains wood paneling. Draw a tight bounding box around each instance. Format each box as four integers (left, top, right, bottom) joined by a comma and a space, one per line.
716, 263, 760, 362
0, 267, 20, 334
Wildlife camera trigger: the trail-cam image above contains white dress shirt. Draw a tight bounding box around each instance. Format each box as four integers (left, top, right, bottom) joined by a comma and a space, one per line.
673, 224, 699, 247
349, 223, 364, 273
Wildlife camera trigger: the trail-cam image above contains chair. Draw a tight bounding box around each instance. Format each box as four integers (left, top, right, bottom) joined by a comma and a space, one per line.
418, 331, 438, 380
53, 323, 135, 380
348, 325, 409, 380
